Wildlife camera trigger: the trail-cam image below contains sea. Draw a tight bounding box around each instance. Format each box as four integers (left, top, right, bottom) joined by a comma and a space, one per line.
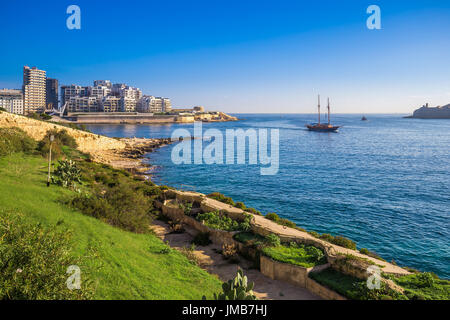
86, 114, 450, 279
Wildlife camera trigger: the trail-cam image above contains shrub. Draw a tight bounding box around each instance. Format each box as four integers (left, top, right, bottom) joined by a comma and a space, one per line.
37, 129, 78, 159
265, 212, 279, 221
235, 202, 246, 210
70, 184, 152, 233
207, 192, 235, 206
222, 243, 238, 260
206, 269, 257, 300
0, 127, 37, 156
52, 160, 82, 190
179, 244, 198, 265
264, 233, 280, 247
192, 232, 212, 246
196, 211, 249, 232
312, 232, 357, 250
179, 201, 193, 215
0, 211, 94, 300
245, 207, 261, 215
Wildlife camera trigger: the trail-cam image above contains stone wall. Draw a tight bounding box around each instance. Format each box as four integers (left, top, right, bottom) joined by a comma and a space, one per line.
305, 278, 347, 300
161, 199, 238, 246
260, 255, 330, 288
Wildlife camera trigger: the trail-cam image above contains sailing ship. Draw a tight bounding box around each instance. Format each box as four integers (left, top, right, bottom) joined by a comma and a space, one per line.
306, 95, 340, 132
361, 115, 368, 121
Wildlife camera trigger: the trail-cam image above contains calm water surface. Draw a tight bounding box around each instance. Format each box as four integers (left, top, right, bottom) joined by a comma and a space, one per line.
87, 114, 450, 278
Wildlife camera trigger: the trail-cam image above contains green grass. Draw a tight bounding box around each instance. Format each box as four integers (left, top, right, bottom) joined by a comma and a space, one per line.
309, 269, 366, 299
261, 243, 327, 268
386, 273, 450, 300
0, 153, 222, 299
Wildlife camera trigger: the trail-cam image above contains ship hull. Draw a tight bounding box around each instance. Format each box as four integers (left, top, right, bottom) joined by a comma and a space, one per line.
306, 125, 340, 132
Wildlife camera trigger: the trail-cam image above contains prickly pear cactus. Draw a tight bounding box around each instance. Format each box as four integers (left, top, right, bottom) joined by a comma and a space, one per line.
207, 269, 257, 300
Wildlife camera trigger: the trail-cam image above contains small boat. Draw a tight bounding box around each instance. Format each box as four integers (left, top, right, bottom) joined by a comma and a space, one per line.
361, 116, 368, 121
306, 95, 340, 132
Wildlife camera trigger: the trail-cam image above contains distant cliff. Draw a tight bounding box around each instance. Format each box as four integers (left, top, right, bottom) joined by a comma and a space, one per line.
407, 103, 450, 119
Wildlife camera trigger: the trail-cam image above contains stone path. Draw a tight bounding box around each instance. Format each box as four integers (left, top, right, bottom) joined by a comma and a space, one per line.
151, 220, 321, 300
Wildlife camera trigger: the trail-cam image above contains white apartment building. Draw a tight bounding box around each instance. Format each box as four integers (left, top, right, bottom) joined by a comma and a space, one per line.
23, 66, 46, 114
67, 96, 99, 113
137, 96, 171, 113
119, 97, 137, 112
99, 96, 120, 112
0, 89, 24, 114
61, 85, 89, 106
89, 85, 111, 99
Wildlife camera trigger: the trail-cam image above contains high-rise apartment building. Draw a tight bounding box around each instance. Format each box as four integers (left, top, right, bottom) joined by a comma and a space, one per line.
0, 89, 24, 114
46, 78, 58, 110
23, 66, 46, 114
99, 96, 120, 112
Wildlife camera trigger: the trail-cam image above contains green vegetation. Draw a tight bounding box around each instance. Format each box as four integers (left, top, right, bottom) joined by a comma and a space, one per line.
37, 129, 78, 160
0, 211, 94, 300
308, 231, 357, 250
0, 140, 222, 299
207, 192, 235, 206
384, 273, 450, 300
196, 211, 251, 232
262, 242, 327, 268
359, 248, 386, 262
265, 212, 297, 228
233, 232, 266, 247
27, 112, 52, 121
309, 269, 406, 300
52, 160, 82, 190
207, 269, 257, 300
0, 127, 37, 156
264, 233, 281, 247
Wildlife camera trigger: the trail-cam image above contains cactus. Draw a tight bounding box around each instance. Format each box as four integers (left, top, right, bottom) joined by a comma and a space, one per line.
206, 269, 257, 300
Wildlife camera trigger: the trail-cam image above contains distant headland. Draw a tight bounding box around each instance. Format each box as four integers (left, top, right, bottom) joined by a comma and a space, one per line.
405, 103, 450, 119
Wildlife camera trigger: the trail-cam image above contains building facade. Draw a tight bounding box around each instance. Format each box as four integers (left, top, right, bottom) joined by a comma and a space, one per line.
46, 78, 58, 110
61, 85, 89, 107
99, 96, 120, 112
137, 96, 171, 113
23, 66, 46, 114
0, 89, 23, 114
67, 96, 99, 113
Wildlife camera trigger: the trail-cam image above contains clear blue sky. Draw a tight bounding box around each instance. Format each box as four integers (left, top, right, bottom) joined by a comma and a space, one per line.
1, 0, 450, 113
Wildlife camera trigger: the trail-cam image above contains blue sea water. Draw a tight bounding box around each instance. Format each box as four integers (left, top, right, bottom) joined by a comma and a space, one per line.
86, 114, 450, 278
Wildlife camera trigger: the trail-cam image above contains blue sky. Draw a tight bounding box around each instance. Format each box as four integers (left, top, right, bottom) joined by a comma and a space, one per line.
1, 0, 450, 113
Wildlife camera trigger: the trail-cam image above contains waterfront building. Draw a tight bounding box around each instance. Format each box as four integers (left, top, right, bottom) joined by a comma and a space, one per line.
119, 97, 137, 112
23, 66, 46, 114
99, 96, 120, 112
45, 78, 58, 110
0, 89, 24, 114
61, 85, 89, 106
137, 95, 171, 113
89, 85, 111, 99
67, 96, 99, 113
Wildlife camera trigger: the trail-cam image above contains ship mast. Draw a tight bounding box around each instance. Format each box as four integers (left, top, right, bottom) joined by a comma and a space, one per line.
327, 98, 330, 125
318, 95, 321, 125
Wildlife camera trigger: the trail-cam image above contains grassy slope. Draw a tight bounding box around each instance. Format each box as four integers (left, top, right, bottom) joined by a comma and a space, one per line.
0, 153, 222, 299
